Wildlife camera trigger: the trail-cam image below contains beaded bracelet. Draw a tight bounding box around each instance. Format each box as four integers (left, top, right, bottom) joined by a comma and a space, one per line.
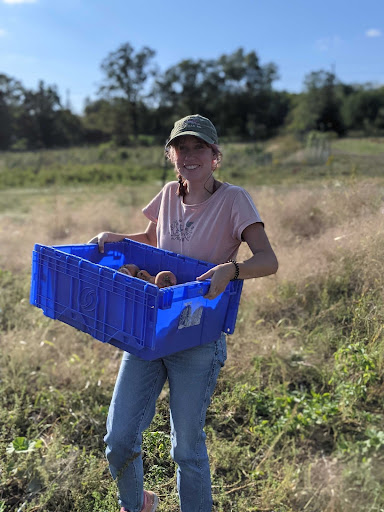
228, 260, 240, 281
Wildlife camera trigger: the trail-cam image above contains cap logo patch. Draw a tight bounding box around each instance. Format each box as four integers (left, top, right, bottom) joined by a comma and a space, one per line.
183, 120, 202, 129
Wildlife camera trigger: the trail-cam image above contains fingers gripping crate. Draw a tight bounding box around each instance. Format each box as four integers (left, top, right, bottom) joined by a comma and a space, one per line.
30, 239, 243, 360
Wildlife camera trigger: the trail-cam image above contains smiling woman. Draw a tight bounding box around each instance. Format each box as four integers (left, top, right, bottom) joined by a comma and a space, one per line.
165, 115, 223, 202
88, 113, 278, 512
166, 134, 223, 201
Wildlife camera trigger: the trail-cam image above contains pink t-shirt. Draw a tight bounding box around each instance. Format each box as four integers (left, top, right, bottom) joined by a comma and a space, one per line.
142, 181, 262, 264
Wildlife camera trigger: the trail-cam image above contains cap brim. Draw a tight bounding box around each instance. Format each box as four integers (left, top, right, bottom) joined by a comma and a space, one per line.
165, 131, 216, 147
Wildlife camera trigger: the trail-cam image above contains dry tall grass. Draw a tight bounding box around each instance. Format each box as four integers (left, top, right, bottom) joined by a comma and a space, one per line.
1, 178, 383, 374
1, 173, 384, 512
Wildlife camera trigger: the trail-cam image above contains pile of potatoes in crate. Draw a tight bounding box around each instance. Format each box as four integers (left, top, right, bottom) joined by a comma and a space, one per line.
118, 263, 177, 288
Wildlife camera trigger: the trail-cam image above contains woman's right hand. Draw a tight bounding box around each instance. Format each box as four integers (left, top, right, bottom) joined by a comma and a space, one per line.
87, 232, 125, 253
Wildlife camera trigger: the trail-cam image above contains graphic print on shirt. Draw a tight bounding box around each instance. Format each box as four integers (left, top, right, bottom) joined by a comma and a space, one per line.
170, 219, 195, 241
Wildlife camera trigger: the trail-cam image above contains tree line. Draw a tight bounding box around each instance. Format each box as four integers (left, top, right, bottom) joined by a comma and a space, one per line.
1, 43, 384, 151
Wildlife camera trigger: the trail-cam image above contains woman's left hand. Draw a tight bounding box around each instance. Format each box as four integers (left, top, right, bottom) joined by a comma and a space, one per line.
196, 263, 236, 300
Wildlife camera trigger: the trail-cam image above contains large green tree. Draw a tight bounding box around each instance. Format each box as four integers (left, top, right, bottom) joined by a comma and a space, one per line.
215, 49, 280, 138
153, 58, 211, 114
99, 42, 157, 141
153, 48, 283, 140
16, 80, 82, 148
288, 70, 345, 135
18, 81, 62, 148
342, 85, 384, 133
0, 74, 24, 149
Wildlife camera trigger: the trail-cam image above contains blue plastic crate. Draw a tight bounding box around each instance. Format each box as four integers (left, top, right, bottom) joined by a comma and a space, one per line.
30, 239, 243, 360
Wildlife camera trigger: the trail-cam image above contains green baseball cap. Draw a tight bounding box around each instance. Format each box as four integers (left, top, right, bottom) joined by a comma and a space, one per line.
166, 114, 218, 147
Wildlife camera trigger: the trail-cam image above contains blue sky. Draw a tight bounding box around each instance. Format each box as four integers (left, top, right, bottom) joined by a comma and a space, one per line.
1, 0, 383, 114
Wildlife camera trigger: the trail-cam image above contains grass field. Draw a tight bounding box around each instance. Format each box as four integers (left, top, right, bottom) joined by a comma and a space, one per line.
331, 137, 384, 155
0, 137, 384, 511
0, 136, 383, 191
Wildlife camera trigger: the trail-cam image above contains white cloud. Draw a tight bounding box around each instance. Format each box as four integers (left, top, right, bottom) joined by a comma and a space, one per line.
315, 36, 342, 52
365, 28, 382, 38
0, 29, 7, 37
2, 0, 37, 4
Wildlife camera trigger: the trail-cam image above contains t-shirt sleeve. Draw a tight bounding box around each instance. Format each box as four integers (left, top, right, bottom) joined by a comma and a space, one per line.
142, 187, 164, 224
231, 188, 263, 241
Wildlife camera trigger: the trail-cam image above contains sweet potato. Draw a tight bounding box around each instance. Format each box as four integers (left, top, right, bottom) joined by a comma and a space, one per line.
118, 263, 140, 277
137, 270, 155, 284
155, 270, 177, 288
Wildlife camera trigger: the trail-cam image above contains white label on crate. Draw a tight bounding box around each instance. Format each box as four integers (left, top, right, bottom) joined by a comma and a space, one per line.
178, 304, 203, 329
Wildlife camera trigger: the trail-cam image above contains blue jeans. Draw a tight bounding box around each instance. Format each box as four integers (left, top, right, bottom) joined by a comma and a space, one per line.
104, 334, 227, 512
